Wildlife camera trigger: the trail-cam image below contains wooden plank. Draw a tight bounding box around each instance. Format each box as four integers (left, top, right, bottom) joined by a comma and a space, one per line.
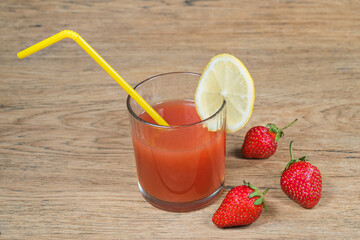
0, 0, 359, 239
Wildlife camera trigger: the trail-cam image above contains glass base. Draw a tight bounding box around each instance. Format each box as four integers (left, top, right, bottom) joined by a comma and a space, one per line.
138, 181, 224, 212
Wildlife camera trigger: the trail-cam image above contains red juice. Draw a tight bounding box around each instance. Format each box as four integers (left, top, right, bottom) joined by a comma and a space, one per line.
131, 100, 225, 204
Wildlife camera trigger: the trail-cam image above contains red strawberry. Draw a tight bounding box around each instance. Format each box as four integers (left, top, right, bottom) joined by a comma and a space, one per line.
212, 181, 269, 228
241, 119, 297, 159
280, 141, 322, 208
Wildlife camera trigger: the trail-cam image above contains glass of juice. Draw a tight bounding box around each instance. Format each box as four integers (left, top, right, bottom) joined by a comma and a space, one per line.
126, 72, 226, 212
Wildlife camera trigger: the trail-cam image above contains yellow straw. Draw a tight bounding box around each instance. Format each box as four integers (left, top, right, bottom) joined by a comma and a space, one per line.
17, 30, 169, 126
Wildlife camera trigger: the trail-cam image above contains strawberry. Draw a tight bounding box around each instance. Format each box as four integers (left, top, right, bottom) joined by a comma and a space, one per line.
280, 141, 322, 208
212, 181, 269, 228
241, 119, 297, 159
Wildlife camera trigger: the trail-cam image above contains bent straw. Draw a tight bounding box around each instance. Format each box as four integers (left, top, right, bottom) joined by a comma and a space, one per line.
17, 30, 169, 126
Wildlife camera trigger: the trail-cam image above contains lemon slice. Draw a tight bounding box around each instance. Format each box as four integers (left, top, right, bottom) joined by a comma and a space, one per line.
195, 54, 255, 133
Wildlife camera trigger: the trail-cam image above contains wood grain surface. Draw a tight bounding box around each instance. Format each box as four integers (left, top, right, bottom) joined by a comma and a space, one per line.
1, 0, 359, 239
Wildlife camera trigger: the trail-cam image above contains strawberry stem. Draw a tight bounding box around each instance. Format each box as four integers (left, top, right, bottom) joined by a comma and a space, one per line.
267, 119, 297, 143
283, 141, 309, 172
262, 188, 269, 196
279, 119, 298, 131
289, 140, 295, 161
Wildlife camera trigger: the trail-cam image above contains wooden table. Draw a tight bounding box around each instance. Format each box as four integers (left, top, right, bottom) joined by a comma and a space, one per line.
1, 0, 359, 239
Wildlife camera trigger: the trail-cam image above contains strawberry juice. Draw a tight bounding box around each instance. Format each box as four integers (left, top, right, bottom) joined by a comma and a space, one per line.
127, 72, 226, 211
131, 100, 225, 210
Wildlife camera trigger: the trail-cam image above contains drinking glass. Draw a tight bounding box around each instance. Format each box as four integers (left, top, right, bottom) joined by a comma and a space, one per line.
127, 72, 226, 212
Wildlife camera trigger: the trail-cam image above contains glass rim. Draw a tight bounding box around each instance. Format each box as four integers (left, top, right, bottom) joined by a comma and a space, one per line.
126, 72, 226, 129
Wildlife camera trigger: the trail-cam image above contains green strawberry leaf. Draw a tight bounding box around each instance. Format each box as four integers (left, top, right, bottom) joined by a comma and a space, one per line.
254, 197, 264, 205
245, 181, 270, 211
249, 191, 262, 198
